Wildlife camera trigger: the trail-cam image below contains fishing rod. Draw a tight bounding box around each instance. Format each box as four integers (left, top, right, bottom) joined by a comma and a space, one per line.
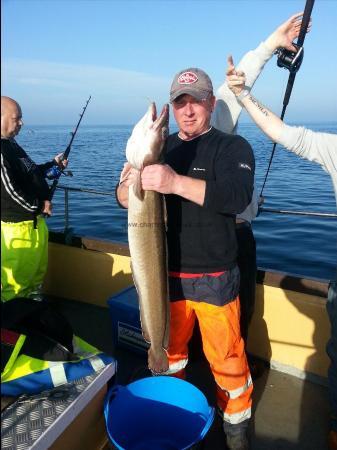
48, 96, 92, 199
259, 207, 337, 218
260, 0, 315, 197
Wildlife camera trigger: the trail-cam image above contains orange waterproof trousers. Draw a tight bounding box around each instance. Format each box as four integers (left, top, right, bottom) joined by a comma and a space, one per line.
167, 297, 253, 425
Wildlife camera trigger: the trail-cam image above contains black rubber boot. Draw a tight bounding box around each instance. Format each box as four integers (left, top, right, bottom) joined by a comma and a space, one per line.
223, 420, 250, 450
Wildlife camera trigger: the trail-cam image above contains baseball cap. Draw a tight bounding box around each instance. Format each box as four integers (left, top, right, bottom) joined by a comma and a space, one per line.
170, 68, 213, 103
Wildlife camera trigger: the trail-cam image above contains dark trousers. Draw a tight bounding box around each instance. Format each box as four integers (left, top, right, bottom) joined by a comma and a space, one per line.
236, 224, 257, 344
327, 273, 337, 431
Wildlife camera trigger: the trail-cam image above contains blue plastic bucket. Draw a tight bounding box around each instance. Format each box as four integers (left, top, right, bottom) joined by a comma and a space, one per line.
104, 376, 215, 450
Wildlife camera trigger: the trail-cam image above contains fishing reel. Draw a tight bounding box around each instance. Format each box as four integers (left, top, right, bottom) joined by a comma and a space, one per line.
46, 165, 73, 180
276, 43, 304, 74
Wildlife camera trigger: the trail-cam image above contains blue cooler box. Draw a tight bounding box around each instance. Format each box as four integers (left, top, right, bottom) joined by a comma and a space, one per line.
107, 286, 149, 355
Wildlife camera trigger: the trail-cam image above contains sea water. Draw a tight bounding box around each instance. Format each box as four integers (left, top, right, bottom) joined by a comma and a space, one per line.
16, 122, 337, 281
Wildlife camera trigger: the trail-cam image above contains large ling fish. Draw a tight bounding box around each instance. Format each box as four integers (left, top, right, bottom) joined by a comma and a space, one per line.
126, 103, 170, 374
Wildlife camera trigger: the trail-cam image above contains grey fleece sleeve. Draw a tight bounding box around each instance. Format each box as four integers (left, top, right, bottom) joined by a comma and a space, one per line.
279, 124, 337, 206
279, 125, 337, 175
211, 41, 274, 222
212, 41, 274, 134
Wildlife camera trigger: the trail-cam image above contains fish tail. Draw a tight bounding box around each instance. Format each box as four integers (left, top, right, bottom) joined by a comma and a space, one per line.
148, 346, 169, 375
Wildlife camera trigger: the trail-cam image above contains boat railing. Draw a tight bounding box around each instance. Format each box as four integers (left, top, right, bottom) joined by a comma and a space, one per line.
56, 184, 115, 230
55, 184, 337, 231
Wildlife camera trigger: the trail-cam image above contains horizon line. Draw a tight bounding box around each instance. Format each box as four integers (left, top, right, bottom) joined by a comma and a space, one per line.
22, 120, 337, 127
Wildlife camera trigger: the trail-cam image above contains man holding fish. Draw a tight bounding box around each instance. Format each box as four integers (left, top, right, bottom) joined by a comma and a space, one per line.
116, 12, 308, 450
117, 69, 255, 448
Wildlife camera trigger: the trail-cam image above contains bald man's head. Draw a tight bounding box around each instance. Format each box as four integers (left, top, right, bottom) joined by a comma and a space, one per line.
1, 96, 23, 138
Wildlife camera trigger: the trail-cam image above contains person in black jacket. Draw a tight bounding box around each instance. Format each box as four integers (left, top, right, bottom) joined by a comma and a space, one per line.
1, 96, 67, 302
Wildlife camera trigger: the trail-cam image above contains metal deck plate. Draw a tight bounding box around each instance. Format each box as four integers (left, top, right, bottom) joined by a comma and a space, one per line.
1, 362, 116, 450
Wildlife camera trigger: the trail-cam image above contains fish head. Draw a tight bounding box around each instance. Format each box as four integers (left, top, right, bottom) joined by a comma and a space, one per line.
126, 102, 169, 170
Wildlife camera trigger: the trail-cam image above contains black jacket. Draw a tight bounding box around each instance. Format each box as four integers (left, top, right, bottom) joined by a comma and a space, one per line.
164, 127, 255, 272
1, 138, 54, 222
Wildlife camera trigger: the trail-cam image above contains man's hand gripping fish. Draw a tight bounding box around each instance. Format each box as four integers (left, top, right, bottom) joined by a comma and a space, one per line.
126, 103, 170, 374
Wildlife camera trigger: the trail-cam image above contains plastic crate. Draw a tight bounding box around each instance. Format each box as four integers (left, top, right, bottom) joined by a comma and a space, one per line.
107, 286, 149, 355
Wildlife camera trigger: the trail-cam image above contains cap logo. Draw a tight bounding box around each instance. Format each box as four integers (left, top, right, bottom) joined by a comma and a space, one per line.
177, 71, 198, 85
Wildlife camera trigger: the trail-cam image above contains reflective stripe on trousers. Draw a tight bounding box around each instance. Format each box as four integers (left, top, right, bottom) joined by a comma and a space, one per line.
166, 297, 253, 424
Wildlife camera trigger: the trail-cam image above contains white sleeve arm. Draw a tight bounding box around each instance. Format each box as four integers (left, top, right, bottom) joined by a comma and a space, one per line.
212, 41, 274, 134
279, 124, 337, 175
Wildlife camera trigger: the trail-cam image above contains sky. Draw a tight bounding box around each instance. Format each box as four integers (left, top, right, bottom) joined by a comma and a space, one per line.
2, 0, 337, 125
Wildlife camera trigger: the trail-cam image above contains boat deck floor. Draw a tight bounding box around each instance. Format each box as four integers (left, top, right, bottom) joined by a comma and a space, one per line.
52, 297, 329, 450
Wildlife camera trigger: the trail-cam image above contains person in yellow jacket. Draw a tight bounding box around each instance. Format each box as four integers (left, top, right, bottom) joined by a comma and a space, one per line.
1, 96, 67, 302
